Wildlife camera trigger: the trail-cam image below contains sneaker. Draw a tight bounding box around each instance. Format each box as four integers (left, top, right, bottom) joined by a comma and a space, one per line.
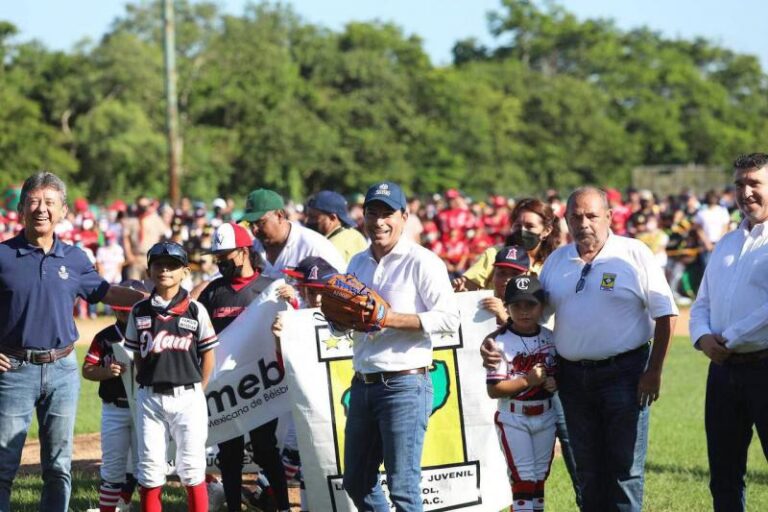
116, 498, 132, 512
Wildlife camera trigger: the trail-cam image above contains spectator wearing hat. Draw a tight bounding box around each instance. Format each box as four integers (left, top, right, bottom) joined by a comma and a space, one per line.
482, 195, 511, 245
436, 188, 476, 243
197, 222, 286, 512
241, 188, 345, 280
479, 245, 530, 325
305, 190, 368, 263
342, 181, 459, 512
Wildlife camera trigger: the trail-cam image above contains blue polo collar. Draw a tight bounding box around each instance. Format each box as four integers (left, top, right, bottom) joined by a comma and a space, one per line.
14, 231, 66, 258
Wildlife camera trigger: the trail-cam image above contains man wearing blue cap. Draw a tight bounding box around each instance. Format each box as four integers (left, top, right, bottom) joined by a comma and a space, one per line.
342, 181, 459, 512
305, 190, 368, 263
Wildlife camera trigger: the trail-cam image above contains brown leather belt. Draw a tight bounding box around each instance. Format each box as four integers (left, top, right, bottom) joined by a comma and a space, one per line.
354, 367, 426, 384
0, 344, 74, 365
726, 348, 768, 365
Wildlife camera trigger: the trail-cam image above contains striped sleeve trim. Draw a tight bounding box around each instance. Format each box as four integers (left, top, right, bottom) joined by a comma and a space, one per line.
198, 335, 219, 353
84, 352, 101, 365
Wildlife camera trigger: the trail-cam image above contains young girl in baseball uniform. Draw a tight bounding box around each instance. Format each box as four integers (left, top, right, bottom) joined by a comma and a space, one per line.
83, 279, 148, 512
486, 275, 557, 512
124, 242, 218, 512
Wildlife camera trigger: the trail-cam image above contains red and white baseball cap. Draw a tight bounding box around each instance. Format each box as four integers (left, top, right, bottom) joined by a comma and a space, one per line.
210, 222, 252, 253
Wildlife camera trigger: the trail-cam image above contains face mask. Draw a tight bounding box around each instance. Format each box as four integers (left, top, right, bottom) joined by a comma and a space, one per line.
510, 229, 541, 251
217, 258, 243, 280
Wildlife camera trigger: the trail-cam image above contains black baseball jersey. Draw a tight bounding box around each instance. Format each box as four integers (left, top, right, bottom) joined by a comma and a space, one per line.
125, 289, 218, 387
198, 274, 272, 333
84, 322, 130, 405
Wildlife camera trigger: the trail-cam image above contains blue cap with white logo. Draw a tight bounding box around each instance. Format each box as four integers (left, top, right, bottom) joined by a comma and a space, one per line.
363, 181, 407, 211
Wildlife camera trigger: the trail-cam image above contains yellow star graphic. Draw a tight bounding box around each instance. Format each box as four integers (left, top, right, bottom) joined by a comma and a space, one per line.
324, 337, 340, 350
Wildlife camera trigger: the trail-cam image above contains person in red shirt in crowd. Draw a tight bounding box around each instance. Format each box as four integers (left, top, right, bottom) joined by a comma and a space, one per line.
469, 224, 495, 263
607, 188, 631, 236
78, 211, 101, 254
440, 228, 470, 278
436, 188, 477, 240
482, 195, 511, 245
421, 219, 442, 252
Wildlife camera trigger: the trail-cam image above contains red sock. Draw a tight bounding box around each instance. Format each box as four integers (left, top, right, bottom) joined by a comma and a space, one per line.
139, 485, 163, 512
186, 482, 208, 512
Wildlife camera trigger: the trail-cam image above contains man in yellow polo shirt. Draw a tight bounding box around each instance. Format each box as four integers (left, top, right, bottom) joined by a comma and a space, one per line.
306, 190, 368, 263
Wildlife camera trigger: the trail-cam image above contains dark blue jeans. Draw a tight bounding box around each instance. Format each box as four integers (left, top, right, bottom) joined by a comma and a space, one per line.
705, 359, 768, 512
0, 351, 80, 512
343, 372, 432, 512
557, 346, 650, 512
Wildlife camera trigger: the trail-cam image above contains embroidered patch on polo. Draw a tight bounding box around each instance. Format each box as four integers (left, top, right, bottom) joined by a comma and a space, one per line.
136, 316, 152, 329
600, 273, 617, 291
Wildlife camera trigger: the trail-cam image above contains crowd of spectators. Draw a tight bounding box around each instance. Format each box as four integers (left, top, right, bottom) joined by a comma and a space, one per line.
0, 184, 739, 314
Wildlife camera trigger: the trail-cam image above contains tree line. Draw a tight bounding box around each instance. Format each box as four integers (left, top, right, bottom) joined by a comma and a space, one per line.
1, 0, 765, 203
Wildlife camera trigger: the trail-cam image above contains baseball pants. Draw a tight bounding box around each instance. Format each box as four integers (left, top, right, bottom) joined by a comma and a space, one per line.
495, 406, 556, 511
135, 384, 208, 487
100, 403, 137, 509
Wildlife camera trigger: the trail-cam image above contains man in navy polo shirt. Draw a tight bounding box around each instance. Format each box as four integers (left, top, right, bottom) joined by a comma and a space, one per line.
0, 172, 145, 512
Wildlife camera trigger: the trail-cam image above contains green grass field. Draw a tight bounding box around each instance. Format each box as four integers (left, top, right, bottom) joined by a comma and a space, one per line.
12, 339, 768, 510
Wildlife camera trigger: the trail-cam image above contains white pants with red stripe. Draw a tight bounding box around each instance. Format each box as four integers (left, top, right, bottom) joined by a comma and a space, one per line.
135, 384, 208, 487
494, 407, 557, 483
100, 403, 137, 508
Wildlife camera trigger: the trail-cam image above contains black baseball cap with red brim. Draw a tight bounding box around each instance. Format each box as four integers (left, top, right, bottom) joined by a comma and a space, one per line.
283, 256, 338, 288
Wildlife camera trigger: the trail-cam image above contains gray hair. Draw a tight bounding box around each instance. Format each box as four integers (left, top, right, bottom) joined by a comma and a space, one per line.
18, 171, 68, 212
566, 186, 609, 214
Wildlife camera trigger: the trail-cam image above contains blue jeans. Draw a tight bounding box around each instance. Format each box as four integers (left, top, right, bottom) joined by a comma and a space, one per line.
557, 346, 650, 512
0, 351, 80, 512
343, 372, 432, 512
705, 359, 768, 512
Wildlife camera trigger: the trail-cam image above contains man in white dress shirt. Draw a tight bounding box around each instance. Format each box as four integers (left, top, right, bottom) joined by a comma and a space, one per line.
342, 181, 459, 512
690, 153, 768, 512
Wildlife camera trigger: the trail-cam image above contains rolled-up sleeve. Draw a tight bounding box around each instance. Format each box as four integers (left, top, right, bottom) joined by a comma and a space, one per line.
415, 255, 460, 335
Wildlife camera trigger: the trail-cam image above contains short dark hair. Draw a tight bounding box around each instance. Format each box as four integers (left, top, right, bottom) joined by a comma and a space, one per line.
18, 171, 67, 213
733, 153, 768, 172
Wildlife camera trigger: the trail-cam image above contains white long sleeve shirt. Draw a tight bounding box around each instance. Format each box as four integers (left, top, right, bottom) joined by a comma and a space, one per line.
347, 237, 459, 372
251, 221, 346, 278
690, 219, 768, 353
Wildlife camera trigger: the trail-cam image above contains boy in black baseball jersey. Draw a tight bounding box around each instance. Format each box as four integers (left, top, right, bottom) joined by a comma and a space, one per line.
125, 242, 218, 512
197, 222, 286, 512
83, 279, 148, 512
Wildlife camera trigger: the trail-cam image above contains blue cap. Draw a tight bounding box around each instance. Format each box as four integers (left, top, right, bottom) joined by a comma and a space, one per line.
307, 191, 356, 227
363, 181, 406, 211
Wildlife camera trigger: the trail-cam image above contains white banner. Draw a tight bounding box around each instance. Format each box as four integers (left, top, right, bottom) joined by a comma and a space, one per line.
204, 279, 291, 446
281, 291, 514, 512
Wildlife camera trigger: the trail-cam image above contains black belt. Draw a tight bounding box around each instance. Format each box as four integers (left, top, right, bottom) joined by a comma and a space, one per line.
726, 347, 768, 365
354, 367, 426, 384
104, 399, 130, 409
140, 383, 195, 395
560, 342, 649, 368
0, 344, 74, 365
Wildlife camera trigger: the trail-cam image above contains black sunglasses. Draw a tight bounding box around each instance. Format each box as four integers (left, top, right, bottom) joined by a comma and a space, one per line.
147, 241, 188, 266
575, 263, 592, 293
